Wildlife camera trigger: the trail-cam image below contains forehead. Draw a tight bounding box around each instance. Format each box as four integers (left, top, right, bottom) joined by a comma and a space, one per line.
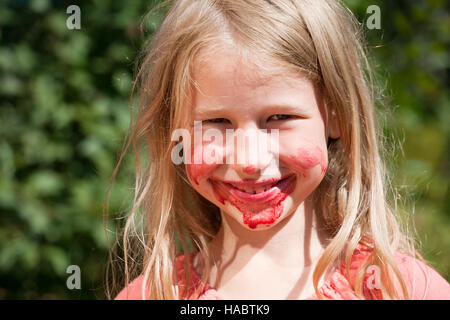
189, 48, 315, 112
192, 48, 304, 91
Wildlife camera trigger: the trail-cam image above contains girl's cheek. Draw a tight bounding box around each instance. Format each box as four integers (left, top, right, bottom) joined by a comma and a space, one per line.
280, 143, 327, 176
185, 141, 223, 185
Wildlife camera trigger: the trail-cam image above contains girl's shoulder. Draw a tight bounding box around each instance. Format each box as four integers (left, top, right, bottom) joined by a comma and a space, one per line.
114, 242, 450, 300
174, 252, 221, 299
391, 250, 450, 299
114, 274, 145, 300
113, 252, 217, 300
336, 239, 450, 300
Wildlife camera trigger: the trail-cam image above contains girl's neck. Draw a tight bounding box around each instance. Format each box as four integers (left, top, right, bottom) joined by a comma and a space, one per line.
198, 198, 332, 299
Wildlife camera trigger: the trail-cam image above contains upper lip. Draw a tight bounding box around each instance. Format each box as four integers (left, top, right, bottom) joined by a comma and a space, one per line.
209, 173, 295, 188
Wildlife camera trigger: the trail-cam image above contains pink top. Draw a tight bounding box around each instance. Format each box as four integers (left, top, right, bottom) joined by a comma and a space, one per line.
115, 242, 450, 300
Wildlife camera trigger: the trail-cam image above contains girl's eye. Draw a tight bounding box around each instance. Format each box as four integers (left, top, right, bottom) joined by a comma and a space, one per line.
267, 114, 293, 121
203, 118, 231, 124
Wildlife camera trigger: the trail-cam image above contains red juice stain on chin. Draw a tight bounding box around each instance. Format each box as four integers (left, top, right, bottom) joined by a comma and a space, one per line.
243, 205, 284, 229
210, 177, 296, 229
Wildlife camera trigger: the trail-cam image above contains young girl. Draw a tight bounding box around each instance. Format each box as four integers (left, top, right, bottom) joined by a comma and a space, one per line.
107, 0, 450, 300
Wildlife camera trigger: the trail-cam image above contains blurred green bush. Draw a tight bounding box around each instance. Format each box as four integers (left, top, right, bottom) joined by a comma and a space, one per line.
0, 0, 448, 299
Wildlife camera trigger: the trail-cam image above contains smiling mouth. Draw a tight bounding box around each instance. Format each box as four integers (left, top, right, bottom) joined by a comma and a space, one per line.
209, 174, 296, 202
226, 182, 276, 194
225, 175, 292, 193
208, 174, 297, 228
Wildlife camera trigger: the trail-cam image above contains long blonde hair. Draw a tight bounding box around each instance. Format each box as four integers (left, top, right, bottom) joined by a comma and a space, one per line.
105, 0, 426, 300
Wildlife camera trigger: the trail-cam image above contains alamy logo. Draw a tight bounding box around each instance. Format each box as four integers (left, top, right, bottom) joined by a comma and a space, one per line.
171, 121, 280, 175
366, 265, 381, 290
66, 265, 81, 290
366, 5, 381, 30
66, 5, 81, 30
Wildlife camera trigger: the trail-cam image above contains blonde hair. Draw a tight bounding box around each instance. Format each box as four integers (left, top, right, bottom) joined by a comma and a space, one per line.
105, 0, 427, 300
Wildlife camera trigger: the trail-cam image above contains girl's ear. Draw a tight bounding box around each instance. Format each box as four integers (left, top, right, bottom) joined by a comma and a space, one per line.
328, 108, 341, 139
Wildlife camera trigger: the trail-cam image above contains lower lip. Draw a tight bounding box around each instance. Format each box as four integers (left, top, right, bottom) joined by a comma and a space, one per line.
209, 175, 297, 229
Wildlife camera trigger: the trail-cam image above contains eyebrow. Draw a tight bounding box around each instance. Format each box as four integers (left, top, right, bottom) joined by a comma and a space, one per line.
193, 103, 312, 117
263, 103, 312, 114
193, 105, 228, 117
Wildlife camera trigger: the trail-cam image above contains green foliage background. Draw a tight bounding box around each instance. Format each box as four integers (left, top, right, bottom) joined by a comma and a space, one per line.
0, 0, 448, 299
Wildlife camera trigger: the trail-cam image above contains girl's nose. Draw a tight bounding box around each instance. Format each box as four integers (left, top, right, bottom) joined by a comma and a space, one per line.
225, 125, 279, 178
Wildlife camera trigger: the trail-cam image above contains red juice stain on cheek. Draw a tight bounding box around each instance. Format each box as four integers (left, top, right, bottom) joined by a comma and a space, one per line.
286, 145, 327, 176
186, 163, 208, 185
186, 142, 222, 185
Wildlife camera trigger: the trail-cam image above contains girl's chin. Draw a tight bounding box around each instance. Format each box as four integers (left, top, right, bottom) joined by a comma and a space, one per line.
222, 203, 293, 230
207, 174, 297, 229
217, 196, 297, 230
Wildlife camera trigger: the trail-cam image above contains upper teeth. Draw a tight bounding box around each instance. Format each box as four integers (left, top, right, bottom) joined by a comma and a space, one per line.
231, 183, 275, 194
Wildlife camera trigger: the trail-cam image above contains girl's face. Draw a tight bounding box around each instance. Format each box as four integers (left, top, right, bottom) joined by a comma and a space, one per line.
183, 50, 338, 230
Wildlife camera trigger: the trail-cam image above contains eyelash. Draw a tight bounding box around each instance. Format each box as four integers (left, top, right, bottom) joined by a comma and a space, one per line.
203, 115, 294, 124
268, 114, 293, 121
204, 118, 230, 124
